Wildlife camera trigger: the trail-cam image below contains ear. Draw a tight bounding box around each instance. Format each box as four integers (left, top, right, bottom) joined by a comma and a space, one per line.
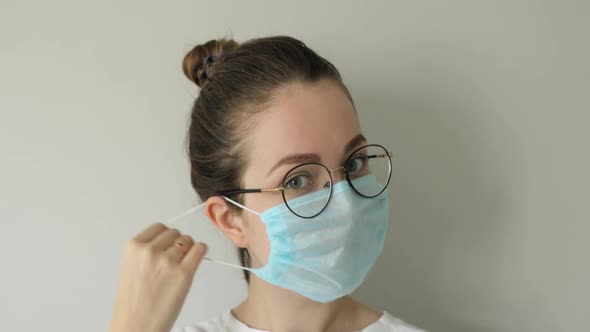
204, 195, 248, 248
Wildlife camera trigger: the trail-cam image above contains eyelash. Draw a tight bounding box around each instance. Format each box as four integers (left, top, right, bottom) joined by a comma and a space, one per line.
276, 157, 362, 188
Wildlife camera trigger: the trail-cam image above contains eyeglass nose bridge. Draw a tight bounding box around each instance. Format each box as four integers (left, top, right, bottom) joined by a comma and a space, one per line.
322, 166, 348, 188
328, 166, 347, 177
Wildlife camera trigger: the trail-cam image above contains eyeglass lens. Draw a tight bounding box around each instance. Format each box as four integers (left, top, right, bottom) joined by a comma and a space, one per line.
346, 144, 390, 197
281, 145, 391, 218
282, 163, 332, 218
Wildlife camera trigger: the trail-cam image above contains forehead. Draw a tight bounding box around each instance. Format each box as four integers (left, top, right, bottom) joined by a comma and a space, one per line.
244, 79, 361, 180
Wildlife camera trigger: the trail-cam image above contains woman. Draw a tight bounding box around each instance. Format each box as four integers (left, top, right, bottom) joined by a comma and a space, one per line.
109, 35, 425, 332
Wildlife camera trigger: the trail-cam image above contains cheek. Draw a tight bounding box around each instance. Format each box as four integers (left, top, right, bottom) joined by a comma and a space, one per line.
244, 213, 271, 266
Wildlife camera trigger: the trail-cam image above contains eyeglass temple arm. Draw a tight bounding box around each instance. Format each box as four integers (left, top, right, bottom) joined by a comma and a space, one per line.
217, 189, 261, 196
364, 152, 393, 159
346, 151, 393, 160
218, 187, 284, 196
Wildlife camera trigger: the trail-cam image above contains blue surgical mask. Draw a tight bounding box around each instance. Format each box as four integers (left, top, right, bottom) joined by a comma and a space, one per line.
165, 174, 389, 303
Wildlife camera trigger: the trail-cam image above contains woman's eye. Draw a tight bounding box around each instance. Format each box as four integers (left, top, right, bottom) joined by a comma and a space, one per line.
285, 174, 311, 189
347, 156, 366, 172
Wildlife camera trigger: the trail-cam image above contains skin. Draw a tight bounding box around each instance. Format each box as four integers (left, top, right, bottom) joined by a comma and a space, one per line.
109, 78, 382, 332
109, 225, 208, 332
206, 78, 382, 332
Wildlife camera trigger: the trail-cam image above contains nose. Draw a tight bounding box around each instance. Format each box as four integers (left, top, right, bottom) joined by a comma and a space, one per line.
328, 166, 347, 184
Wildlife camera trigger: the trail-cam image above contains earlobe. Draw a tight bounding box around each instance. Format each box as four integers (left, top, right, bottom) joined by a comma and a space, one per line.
204, 196, 248, 248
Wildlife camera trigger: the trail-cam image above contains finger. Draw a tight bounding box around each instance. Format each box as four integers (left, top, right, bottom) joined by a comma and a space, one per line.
180, 242, 208, 272
164, 234, 194, 262
150, 227, 181, 250
133, 222, 167, 243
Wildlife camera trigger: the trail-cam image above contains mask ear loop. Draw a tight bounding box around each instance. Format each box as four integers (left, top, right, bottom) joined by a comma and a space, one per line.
162, 204, 204, 225
222, 196, 262, 216
161, 202, 255, 272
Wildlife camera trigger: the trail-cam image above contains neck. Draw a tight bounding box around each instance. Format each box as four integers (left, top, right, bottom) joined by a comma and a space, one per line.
231, 274, 381, 332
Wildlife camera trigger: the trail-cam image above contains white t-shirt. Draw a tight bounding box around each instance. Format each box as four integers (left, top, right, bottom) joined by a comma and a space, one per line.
172, 310, 426, 332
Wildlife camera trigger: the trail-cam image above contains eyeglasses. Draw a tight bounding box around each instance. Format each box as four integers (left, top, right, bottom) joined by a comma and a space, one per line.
218, 144, 393, 219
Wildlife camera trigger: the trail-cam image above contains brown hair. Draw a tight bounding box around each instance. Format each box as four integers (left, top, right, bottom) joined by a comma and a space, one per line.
182, 35, 354, 283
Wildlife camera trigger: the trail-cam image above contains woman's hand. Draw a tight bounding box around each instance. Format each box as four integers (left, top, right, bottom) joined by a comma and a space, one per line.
109, 222, 207, 332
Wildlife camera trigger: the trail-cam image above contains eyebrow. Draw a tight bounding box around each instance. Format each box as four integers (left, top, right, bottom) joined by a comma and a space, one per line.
265, 133, 367, 177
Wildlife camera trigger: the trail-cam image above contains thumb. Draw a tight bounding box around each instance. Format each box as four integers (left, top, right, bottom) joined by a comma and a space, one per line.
180, 242, 208, 273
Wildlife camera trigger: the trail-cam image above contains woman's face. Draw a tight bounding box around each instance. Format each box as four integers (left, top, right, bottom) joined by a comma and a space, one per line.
239, 78, 366, 268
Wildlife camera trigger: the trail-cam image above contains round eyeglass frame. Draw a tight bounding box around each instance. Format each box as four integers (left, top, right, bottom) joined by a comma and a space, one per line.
217, 144, 393, 219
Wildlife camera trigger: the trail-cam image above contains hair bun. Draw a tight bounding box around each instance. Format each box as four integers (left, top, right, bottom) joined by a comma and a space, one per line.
182, 38, 240, 88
